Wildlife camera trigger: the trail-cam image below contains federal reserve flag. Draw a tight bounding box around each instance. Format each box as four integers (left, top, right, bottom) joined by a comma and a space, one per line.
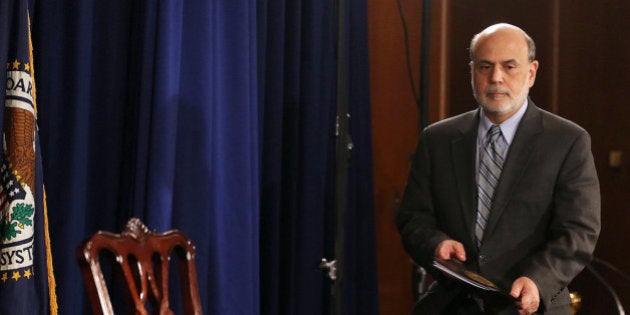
0, 0, 58, 314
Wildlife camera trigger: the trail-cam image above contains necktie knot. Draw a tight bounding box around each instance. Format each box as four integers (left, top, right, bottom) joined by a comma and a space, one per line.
487, 125, 501, 144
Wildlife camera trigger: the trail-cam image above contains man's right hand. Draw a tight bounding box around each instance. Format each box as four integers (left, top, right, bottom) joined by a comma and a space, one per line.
434, 240, 467, 261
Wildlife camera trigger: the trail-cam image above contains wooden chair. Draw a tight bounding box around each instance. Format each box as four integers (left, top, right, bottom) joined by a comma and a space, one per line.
77, 218, 202, 315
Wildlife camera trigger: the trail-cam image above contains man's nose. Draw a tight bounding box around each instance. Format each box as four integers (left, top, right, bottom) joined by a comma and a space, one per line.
490, 67, 504, 83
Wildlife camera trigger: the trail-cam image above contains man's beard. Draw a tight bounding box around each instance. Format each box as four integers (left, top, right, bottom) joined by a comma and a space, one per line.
474, 84, 530, 116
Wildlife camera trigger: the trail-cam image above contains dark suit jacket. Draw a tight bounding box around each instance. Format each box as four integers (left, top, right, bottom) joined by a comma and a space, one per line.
396, 101, 601, 314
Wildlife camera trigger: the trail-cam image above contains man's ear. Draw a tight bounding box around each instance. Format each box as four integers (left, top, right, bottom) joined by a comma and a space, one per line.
528, 60, 539, 87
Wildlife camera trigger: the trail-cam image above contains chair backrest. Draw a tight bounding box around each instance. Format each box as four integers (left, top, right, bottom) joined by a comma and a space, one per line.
77, 218, 202, 315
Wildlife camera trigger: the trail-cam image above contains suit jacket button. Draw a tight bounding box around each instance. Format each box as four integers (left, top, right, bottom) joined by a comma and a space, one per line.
479, 255, 486, 263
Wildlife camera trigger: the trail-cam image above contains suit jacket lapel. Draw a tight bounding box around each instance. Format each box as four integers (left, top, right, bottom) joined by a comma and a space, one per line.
484, 102, 543, 238
451, 110, 480, 246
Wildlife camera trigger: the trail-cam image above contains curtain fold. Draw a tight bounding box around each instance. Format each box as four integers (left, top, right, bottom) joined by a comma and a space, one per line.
29, 0, 375, 313
258, 0, 378, 314
33, 0, 259, 314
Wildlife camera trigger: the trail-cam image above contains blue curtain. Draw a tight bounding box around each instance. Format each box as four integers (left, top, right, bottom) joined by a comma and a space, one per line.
258, 0, 337, 311
258, 0, 378, 314
27, 0, 376, 314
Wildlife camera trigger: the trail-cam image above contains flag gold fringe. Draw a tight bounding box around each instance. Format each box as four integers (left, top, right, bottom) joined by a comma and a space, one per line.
43, 190, 58, 315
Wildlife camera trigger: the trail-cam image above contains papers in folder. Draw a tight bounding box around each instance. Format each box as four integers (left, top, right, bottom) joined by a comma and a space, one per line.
432, 258, 504, 293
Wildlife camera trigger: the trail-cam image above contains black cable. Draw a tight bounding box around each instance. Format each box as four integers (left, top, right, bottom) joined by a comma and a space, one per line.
419, 0, 431, 130
586, 264, 626, 314
396, 0, 431, 131
592, 256, 630, 284
396, 0, 421, 108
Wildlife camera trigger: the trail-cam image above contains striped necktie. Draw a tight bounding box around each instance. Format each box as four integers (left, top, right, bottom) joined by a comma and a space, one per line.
475, 125, 504, 248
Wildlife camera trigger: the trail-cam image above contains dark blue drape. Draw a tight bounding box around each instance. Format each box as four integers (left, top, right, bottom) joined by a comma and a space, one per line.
33, 0, 259, 314
258, 0, 378, 314
340, 0, 379, 314
27, 0, 376, 314
258, 0, 337, 311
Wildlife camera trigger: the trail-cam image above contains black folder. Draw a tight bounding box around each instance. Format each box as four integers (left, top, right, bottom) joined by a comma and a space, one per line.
432, 258, 507, 294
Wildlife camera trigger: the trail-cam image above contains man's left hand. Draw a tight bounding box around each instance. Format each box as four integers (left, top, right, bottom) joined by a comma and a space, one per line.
510, 277, 540, 315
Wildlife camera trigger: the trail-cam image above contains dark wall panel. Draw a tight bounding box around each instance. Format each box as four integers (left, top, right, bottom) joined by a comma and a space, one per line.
446, 0, 555, 116
556, 3, 630, 312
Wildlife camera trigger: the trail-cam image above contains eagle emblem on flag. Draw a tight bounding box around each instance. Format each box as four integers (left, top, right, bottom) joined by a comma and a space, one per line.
0, 58, 36, 279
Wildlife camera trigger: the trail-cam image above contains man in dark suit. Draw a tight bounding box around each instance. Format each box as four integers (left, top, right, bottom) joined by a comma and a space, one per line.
395, 23, 600, 314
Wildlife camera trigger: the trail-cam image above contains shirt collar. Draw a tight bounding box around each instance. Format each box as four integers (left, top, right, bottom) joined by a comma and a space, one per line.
478, 99, 528, 145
